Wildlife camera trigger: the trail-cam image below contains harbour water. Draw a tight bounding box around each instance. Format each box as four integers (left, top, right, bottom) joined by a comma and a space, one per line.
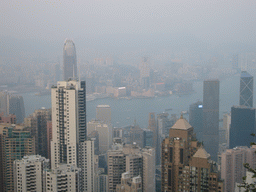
20, 75, 242, 128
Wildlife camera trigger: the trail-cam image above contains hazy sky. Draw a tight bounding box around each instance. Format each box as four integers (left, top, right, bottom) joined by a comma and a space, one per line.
1, 0, 256, 44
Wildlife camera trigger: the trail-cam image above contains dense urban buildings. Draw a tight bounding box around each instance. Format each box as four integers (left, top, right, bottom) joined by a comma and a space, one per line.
220, 146, 256, 192
203, 79, 220, 161
229, 106, 256, 148
13, 155, 49, 192
0, 124, 35, 192
161, 115, 223, 192
63, 39, 77, 81
240, 71, 253, 107
107, 142, 155, 192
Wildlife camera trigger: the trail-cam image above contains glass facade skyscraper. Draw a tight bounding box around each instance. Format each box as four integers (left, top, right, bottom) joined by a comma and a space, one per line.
63, 39, 77, 81
230, 106, 256, 148
203, 79, 219, 161
240, 71, 253, 108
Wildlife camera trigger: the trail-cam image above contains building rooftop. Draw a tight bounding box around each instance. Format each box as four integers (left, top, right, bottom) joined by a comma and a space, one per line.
171, 114, 192, 130
193, 147, 210, 159
241, 71, 253, 78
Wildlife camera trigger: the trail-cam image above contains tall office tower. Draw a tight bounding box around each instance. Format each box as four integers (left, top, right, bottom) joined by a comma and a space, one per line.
240, 71, 253, 107
189, 101, 203, 141
51, 80, 88, 190
220, 146, 256, 192
203, 79, 220, 161
96, 105, 111, 125
0, 124, 35, 192
45, 164, 80, 192
0, 91, 25, 123
148, 113, 158, 161
139, 57, 150, 89
157, 112, 171, 165
229, 106, 256, 149
107, 143, 155, 192
97, 170, 109, 192
13, 155, 49, 192
157, 112, 170, 138
24, 108, 51, 159
143, 129, 153, 147
129, 124, 144, 148
142, 148, 156, 192
87, 119, 112, 154
161, 116, 223, 192
116, 172, 142, 192
63, 39, 77, 80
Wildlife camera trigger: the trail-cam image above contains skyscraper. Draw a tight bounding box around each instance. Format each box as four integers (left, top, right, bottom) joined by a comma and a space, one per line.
240, 71, 253, 107
229, 106, 256, 148
203, 79, 219, 161
51, 80, 90, 191
189, 101, 203, 141
63, 39, 77, 80
161, 116, 223, 192
96, 105, 111, 125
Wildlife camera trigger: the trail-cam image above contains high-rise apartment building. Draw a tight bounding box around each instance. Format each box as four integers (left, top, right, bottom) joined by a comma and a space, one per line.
96, 105, 111, 125
229, 106, 256, 148
45, 164, 80, 192
63, 39, 77, 80
107, 143, 155, 192
161, 116, 223, 192
87, 119, 112, 154
24, 108, 51, 159
240, 71, 253, 107
0, 124, 35, 192
51, 80, 90, 191
79, 139, 95, 192
13, 155, 49, 192
221, 146, 256, 192
203, 79, 220, 161
189, 101, 203, 141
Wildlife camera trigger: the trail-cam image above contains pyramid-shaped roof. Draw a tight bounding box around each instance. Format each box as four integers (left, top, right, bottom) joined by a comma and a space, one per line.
171, 114, 192, 130
193, 146, 210, 159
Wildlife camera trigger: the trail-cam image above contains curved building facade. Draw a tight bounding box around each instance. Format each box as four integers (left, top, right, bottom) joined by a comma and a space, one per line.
63, 39, 77, 80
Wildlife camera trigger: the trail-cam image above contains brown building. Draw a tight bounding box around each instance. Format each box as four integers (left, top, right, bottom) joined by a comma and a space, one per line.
0, 124, 35, 192
161, 115, 223, 192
